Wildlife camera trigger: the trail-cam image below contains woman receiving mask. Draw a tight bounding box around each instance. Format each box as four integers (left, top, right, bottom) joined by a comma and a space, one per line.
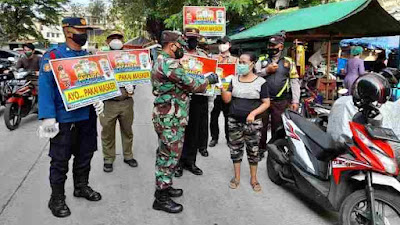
219, 52, 270, 192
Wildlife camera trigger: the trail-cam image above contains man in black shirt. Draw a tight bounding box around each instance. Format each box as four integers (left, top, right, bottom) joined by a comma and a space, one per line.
16, 43, 41, 72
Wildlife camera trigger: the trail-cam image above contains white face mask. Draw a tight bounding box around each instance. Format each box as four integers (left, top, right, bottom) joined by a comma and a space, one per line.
109, 39, 123, 50
219, 43, 230, 53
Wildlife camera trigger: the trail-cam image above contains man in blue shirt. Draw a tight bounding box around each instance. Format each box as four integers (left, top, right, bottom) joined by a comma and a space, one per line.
38, 17, 104, 218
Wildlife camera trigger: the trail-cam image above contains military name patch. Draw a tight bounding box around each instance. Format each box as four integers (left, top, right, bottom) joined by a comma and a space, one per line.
43, 63, 51, 72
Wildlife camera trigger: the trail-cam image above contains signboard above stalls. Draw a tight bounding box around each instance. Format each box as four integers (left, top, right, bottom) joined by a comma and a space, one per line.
183, 6, 226, 37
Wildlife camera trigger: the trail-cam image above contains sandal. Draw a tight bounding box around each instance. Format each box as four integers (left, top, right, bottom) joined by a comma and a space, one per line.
229, 178, 240, 189
251, 181, 262, 192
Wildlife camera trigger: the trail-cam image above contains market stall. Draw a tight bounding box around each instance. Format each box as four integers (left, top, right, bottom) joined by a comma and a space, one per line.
230, 0, 400, 103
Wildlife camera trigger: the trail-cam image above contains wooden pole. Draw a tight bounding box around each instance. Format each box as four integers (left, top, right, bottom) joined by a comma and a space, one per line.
325, 39, 332, 101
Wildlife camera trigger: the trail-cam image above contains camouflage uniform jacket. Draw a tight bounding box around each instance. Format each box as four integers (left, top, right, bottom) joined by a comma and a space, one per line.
151, 51, 208, 127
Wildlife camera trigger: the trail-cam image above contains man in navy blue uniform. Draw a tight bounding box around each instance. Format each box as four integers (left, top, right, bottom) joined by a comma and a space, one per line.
38, 17, 104, 218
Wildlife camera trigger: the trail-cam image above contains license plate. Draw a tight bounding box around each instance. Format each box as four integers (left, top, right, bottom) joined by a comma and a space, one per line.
365, 125, 400, 143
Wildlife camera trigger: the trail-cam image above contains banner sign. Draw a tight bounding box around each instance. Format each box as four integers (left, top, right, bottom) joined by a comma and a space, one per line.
183, 6, 226, 37
97, 49, 152, 86
49, 55, 121, 111
217, 63, 236, 92
181, 54, 218, 95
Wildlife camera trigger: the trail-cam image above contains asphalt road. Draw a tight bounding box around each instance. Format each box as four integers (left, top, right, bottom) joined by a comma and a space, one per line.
0, 84, 338, 225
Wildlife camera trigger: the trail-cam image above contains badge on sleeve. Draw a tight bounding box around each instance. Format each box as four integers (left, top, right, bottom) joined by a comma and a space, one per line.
283, 60, 290, 68
43, 63, 51, 72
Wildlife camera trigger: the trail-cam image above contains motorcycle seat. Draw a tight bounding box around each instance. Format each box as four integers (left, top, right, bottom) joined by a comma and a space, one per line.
287, 110, 343, 161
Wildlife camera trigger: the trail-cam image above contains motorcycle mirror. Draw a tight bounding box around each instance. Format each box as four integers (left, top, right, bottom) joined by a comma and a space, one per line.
338, 89, 349, 95
7, 57, 15, 62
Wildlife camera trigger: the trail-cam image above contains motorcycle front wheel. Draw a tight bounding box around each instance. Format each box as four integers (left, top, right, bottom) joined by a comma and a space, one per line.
339, 189, 400, 225
4, 103, 21, 130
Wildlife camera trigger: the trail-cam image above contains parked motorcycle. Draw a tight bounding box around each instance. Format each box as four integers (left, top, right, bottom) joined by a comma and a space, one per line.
4, 70, 38, 130
299, 77, 331, 131
267, 75, 400, 225
0, 59, 16, 107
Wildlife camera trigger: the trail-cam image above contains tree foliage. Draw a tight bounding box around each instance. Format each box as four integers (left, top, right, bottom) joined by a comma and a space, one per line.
0, 0, 68, 41
298, 0, 323, 8
69, 3, 86, 17
88, 0, 106, 24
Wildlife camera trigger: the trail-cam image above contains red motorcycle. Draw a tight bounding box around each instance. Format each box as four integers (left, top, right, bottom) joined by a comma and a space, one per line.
267, 74, 400, 224
4, 70, 38, 130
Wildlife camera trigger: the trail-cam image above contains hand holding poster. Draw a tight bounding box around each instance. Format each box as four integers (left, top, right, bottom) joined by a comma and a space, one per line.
183, 6, 226, 37
216, 63, 236, 94
180, 54, 218, 96
50, 55, 121, 111
97, 49, 151, 86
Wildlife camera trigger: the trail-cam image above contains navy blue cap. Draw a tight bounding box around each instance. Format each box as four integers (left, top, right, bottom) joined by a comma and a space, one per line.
62, 17, 97, 29
269, 30, 286, 45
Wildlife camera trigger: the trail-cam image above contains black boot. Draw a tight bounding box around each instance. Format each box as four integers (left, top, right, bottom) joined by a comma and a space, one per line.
174, 164, 183, 177
199, 148, 209, 157
182, 163, 203, 175
73, 186, 102, 201
48, 195, 71, 218
153, 189, 183, 213
209, 139, 218, 147
167, 187, 183, 197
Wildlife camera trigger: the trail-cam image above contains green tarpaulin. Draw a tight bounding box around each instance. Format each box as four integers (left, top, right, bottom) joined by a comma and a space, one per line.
231, 0, 400, 42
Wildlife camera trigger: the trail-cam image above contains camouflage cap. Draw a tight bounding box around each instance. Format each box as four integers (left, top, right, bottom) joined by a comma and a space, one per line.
217, 36, 231, 44
184, 27, 201, 38
107, 30, 124, 39
161, 30, 187, 46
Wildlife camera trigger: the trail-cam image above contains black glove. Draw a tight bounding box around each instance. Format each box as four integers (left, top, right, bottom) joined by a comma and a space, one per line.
205, 73, 219, 84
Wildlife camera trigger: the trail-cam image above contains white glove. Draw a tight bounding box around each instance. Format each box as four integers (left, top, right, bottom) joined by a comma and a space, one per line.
93, 101, 104, 116
38, 118, 59, 139
125, 84, 134, 95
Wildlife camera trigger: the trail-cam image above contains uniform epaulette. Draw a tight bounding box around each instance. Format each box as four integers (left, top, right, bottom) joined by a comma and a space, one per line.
258, 55, 268, 61
284, 56, 294, 63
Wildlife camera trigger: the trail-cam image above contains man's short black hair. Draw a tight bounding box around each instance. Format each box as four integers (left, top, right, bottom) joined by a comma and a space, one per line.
23, 43, 35, 51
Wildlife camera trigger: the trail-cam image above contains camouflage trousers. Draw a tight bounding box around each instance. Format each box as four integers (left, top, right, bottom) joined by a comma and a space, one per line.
153, 115, 186, 190
228, 117, 263, 165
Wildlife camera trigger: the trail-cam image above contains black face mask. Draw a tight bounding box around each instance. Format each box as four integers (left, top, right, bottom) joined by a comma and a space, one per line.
267, 48, 280, 56
187, 38, 198, 50
174, 47, 184, 59
72, 33, 88, 46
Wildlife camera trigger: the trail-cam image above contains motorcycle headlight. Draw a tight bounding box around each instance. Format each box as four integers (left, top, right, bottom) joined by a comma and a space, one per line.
356, 130, 398, 174
15, 71, 27, 79
374, 150, 398, 174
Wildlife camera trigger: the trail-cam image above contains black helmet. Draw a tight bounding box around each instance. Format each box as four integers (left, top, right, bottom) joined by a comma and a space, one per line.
380, 68, 399, 87
353, 73, 392, 106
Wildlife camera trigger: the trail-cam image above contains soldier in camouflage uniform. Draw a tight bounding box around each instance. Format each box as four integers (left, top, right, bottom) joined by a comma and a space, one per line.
151, 30, 219, 214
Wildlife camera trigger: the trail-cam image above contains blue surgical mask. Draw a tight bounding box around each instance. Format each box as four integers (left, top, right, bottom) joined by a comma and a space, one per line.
237, 64, 251, 75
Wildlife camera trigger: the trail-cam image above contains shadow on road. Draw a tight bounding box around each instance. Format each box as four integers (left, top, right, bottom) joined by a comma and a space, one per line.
278, 183, 339, 225
19, 114, 38, 126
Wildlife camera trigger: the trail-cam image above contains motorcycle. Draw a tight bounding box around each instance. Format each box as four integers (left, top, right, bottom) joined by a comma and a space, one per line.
299, 76, 331, 131
266, 102, 400, 224
0, 59, 16, 107
4, 70, 38, 130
